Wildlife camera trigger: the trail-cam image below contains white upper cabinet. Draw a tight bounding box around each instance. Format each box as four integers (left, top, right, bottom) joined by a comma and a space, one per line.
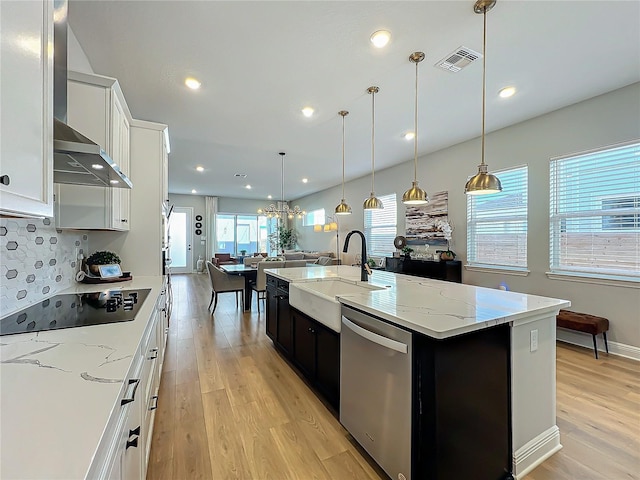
55, 71, 132, 230
0, 0, 54, 218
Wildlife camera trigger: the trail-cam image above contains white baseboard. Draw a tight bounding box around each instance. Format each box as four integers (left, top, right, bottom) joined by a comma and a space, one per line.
513, 425, 562, 479
557, 329, 640, 361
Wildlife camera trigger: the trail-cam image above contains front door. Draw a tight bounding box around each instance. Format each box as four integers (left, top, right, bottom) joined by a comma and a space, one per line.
168, 207, 193, 274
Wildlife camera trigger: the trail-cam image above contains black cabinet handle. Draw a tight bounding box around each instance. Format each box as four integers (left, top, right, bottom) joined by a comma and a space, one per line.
126, 437, 139, 449
121, 378, 140, 406
121, 219, 128, 223
149, 395, 159, 411
126, 425, 140, 449
0, 175, 9, 186
148, 347, 159, 360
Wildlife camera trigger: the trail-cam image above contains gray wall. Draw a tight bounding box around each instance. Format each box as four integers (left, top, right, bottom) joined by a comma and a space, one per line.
169, 193, 206, 270
218, 197, 269, 215
292, 83, 640, 353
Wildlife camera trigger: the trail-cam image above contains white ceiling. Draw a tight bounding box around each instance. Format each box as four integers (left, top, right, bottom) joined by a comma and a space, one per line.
68, 1, 640, 201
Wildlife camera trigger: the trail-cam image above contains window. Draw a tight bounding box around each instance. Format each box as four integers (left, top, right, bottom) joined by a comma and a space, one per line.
216, 214, 270, 255
304, 208, 325, 226
364, 193, 397, 257
550, 140, 640, 280
467, 165, 528, 269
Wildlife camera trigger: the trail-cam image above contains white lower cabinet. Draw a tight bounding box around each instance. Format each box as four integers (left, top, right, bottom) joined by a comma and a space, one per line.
89, 294, 165, 479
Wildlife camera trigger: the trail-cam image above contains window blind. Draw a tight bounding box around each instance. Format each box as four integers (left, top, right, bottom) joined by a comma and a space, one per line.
364, 193, 397, 257
467, 165, 528, 268
550, 140, 640, 279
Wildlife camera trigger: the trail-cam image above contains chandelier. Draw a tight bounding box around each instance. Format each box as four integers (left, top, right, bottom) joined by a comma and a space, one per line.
258, 152, 306, 219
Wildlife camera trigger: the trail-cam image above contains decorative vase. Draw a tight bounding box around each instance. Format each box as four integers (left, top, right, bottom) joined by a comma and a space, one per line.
440, 251, 455, 261
88, 264, 101, 275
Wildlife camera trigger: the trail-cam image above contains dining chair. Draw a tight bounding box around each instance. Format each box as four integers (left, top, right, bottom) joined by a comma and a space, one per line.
206, 261, 244, 313
250, 260, 284, 312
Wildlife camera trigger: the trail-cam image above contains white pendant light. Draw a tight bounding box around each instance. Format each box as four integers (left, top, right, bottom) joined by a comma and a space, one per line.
335, 110, 352, 215
465, 0, 503, 195
402, 51, 429, 206
363, 86, 383, 210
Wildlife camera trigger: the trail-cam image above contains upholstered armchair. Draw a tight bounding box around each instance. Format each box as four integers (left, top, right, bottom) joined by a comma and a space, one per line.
213, 253, 237, 266
206, 261, 244, 313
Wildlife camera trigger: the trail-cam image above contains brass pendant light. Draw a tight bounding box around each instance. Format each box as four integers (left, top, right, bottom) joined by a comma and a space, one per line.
465, 0, 503, 195
402, 51, 429, 205
363, 86, 383, 210
335, 110, 352, 215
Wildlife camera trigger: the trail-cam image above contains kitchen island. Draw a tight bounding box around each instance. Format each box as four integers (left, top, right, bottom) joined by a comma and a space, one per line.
264, 265, 570, 479
0, 276, 166, 480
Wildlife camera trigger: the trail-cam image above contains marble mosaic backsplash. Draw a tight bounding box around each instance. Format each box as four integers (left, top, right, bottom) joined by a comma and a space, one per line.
0, 217, 87, 317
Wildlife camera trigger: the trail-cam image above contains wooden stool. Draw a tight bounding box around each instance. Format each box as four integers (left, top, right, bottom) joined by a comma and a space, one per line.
556, 309, 609, 359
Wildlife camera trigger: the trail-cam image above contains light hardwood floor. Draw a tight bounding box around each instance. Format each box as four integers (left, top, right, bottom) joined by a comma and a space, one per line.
147, 273, 639, 480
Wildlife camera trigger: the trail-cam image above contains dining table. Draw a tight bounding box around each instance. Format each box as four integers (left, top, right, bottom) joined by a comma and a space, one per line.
219, 263, 257, 311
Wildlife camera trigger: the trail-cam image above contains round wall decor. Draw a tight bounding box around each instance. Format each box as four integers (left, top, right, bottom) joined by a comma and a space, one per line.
195, 229, 202, 235
195, 215, 203, 221
393, 235, 407, 249
195, 222, 202, 228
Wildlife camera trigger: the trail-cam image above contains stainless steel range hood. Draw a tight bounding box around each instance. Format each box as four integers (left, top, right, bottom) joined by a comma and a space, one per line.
53, 0, 132, 189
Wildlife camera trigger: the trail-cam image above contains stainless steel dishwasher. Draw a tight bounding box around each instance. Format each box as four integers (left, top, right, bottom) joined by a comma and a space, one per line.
340, 305, 413, 480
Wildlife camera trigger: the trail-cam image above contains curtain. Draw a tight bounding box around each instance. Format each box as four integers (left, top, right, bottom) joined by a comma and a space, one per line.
205, 196, 218, 261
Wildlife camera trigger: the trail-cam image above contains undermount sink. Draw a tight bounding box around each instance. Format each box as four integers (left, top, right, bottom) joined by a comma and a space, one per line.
289, 279, 386, 332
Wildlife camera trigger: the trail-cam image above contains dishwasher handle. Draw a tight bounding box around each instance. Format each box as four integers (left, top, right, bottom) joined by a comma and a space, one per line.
342, 316, 408, 354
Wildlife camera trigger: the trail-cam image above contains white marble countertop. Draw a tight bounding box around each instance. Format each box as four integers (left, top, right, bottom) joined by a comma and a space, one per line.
266, 266, 570, 339
0, 276, 164, 480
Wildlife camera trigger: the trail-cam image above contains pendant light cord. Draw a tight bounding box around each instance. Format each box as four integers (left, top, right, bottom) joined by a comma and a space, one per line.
481, 8, 487, 167
280, 153, 285, 207
414, 59, 419, 181
342, 114, 346, 199
371, 89, 376, 194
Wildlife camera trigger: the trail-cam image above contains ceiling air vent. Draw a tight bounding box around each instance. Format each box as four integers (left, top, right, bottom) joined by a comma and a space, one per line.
435, 46, 482, 72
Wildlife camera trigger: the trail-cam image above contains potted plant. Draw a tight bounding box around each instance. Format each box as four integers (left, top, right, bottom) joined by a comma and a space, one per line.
85, 250, 121, 275
269, 225, 298, 252
434, 219, 456, 261
239, 249, 247, 256
401, 246, 414, 258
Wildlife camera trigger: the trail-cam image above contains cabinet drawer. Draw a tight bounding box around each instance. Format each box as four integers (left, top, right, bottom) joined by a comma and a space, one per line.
277, 279, 289, 293
266, 275, 277, 287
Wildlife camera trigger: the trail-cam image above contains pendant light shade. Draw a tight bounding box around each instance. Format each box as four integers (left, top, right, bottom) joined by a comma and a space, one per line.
402, 52, 429, 206
335, 110, 352, 215
465, 0, 502, 196
364, 86, 383, 210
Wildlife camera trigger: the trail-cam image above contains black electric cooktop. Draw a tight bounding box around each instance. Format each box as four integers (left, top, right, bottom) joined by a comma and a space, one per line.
0, 289, 151, 336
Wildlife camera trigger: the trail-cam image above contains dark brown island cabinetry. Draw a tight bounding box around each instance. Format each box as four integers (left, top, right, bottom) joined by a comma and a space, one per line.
385, 257, 462, 283
266, 275, 292, 355
266, 274, 340, 410
291, 309, 340, 409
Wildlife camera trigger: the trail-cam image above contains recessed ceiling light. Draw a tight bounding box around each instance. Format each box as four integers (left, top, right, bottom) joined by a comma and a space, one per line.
191, 189, 197, 194
301, 107, 314, 118
302, 178, 308, 183
267, 195, 273, 199
110, 180, 119, 184
245, 184, 252, 189
185, 77, 201, 90
499, 86, 516, 98
404, 132, 415, 141
91, 164, 104, 170
196, 166, 204, 172
370, 30, 391, 48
